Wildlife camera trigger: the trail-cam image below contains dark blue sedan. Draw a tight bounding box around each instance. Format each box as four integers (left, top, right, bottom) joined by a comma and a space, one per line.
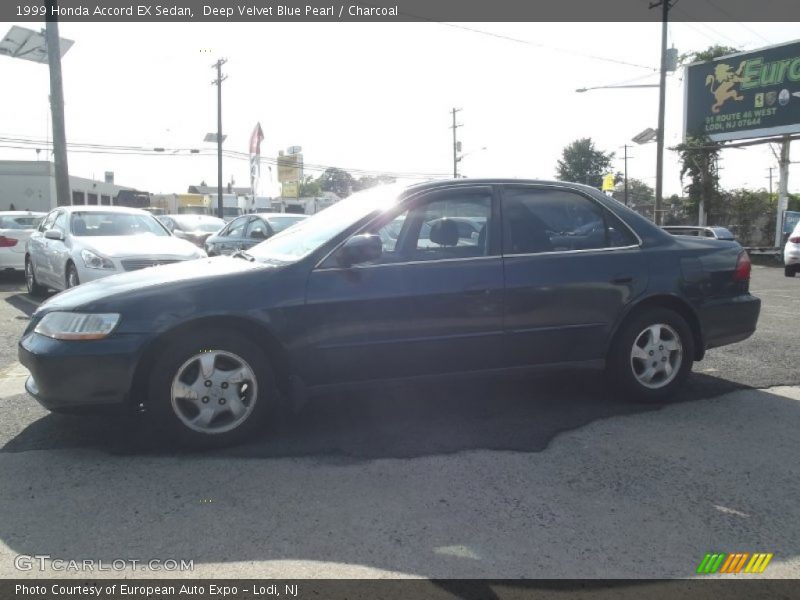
19, 180, 760, 447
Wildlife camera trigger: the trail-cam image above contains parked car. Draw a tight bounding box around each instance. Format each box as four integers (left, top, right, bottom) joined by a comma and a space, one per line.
159, 214, 226, 247
784, 221, 800, 277
0, 211, 46, 271
662, 225, 737, 241
19, 180, 760, 447
205, 213, 307, 256
24, 205, 206, 295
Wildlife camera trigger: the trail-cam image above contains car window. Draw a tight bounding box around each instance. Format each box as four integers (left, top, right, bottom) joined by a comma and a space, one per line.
53, 212, 67, 233
265, 216, 306, 234
502, 187, 636, 254
245, 218, 269, 239
225, 217, 249, 238
70, 212, 170, 237
365, 189, 492, 264
0, 215, 42, 229
39, 211, 58, 232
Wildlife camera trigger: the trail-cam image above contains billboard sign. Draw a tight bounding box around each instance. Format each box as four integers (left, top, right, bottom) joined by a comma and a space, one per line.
784, 210, 800, 235
282, 181, 299, 198
277, 153, 303, 183
684, 40, 800, 142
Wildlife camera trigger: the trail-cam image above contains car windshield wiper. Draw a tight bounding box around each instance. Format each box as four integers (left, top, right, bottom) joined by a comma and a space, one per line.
231, 250, 255, 262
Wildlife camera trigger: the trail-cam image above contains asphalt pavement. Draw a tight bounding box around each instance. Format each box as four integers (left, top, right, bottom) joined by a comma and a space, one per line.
0, 265, 797, 578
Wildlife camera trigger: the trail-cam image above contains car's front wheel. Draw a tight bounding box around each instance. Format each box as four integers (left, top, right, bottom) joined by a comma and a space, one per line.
607, 307, 694, 402
147, 329, 276, 447
25, 257, 45, 297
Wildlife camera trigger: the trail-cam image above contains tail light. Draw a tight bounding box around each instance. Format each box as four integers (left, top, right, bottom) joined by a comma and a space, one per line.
733, 251, 751, 282
789, 235, 800, 243
0, 236, 18, 248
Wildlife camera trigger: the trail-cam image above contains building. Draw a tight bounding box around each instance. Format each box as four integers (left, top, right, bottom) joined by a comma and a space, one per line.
0, 160, 134, 212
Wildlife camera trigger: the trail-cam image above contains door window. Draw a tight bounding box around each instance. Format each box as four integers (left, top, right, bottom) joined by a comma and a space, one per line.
52, 212, 67, 233
502, 187, 637, 254
365, 189, 493, 264
224, 217, 248, 238
38, 211, 58, 232
245, 218, 270, 240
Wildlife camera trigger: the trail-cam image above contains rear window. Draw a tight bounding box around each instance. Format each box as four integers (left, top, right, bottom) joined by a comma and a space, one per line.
0, 215, 42, 229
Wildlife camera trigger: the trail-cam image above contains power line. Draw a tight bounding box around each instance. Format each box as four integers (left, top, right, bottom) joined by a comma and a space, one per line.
701, 0, 772, 45
438, 22, 658, 72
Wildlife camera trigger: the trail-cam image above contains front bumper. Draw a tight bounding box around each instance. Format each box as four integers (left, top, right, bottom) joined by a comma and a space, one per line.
697, 294, 761, 351
18, 331, 148, 411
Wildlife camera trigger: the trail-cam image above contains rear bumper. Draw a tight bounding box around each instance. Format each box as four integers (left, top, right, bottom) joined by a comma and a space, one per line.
18, 331, 148, 411
697, 294, 761, 351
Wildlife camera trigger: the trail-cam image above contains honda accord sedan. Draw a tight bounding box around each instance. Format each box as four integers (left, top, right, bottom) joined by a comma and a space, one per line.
25, 205, 206, 295
19, 180, 760, 447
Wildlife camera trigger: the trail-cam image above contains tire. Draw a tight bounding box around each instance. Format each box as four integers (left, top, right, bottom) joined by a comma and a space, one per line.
785, 266, 796, 278
146, 329, 276, 448
606, 307, 695, 402
25, 257, 46, 297
66, 263, 80, 289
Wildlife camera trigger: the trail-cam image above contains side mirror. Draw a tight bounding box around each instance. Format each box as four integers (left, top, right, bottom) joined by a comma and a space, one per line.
44, 229, 64, 241
338, 234, 382, 267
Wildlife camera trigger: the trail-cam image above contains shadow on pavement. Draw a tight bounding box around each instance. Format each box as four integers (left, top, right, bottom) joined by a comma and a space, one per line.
0, 381, 797, 578
2, 370, 745, 459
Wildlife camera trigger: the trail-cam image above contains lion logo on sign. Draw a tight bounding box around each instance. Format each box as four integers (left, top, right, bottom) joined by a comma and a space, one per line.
705, 61, 746, 113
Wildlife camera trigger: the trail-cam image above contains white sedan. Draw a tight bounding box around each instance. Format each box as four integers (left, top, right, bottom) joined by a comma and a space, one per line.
0, 211, 46, 271
25, 205, 206, 295
785, 221, 800, 277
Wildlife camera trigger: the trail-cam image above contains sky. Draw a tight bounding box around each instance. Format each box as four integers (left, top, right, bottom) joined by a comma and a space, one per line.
1, 20, 798, 198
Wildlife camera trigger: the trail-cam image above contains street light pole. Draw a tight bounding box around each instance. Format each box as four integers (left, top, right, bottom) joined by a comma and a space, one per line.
451, 108, 462, 179
44, 6, 70, 207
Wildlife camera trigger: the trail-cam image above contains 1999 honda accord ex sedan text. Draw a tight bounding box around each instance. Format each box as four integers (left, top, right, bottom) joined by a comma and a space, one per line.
19, 180, 761, 447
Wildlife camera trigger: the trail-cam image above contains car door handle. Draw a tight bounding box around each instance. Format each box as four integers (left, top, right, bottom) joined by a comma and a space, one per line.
610, 275, 634, 285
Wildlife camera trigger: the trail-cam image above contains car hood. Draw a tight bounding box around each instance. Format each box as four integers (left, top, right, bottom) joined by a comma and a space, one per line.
79, 235, 199, 257
37, 256, 271, 313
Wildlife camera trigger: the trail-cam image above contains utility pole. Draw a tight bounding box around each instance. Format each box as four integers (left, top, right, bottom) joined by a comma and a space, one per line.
650, 0, 672, 226
44, 4, 71, 207
774, 136, 791, 247
450, 108, 462, 179
623, 144, 630, 206
212, 59, 227, 219
767, 166, 774, 198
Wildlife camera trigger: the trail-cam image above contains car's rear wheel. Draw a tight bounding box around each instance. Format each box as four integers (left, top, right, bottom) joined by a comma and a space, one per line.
785, 266, 796, 278
66, 263, 80, 289
607, 307, 694, 402
147, 329, 275, 447
25, 257, 45, 297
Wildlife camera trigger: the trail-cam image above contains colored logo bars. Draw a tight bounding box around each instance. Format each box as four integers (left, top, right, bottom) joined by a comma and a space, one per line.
697, 552, 774, 574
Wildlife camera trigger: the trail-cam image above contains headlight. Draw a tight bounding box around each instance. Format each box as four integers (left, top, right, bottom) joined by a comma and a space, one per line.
81, 249, 115, 270
34, 312, 120, 340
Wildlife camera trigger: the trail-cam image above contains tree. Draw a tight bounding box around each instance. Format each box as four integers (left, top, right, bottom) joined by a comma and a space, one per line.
556, 138, 616, 189
612, 178, 654, 208
298, 175, 321, 198
318, 168, 356, 198
353, 174, 396, 192
679, 45, 740, 66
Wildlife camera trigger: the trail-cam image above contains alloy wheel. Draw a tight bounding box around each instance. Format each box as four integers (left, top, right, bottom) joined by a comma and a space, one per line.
629, 323, 683, 390
170, 350, 258, 434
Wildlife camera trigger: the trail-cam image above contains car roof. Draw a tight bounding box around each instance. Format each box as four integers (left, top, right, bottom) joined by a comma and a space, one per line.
58, 205, 152, 215
164, 213, 223, 219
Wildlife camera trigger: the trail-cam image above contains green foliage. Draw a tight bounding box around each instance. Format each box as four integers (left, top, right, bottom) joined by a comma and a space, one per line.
612, 178, 654, 207
318, 168, 356, 198
679, 45, 740, 65
673, 135, 722, 223
555, 138, 616, 189
298, 175, 321, 198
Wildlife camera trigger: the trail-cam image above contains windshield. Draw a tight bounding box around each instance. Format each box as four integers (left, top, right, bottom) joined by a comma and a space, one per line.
266, 216, 306, 234
248, 185, 401, 261
172, 216, 225, 232
70, 211, 170, 237
178, 206, 209, 215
